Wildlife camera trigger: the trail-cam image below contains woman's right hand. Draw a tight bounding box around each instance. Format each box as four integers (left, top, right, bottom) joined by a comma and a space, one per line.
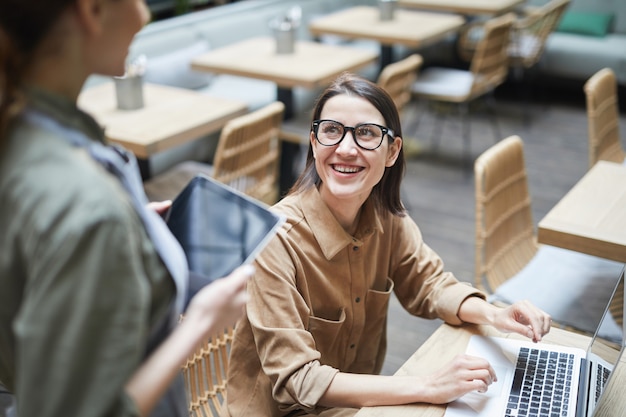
419, 354, 497, 404
184, 265, 253, 336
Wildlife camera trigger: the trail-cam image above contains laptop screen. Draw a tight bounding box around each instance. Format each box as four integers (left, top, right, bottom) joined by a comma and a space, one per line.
586, 265, 625, 416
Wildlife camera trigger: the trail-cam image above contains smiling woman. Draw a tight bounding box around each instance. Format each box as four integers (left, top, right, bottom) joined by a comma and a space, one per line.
220, 72, 554, 417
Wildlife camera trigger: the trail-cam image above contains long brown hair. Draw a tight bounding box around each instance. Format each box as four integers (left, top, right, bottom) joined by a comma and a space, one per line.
0, 1, 75, 143
290, 72, 406, 216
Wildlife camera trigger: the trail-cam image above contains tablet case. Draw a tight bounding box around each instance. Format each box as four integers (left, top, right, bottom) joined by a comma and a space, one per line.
166, 174, 284, 295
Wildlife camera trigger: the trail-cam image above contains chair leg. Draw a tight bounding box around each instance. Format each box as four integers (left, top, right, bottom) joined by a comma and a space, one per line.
513, 65, 531, 128
485, 91, 501, 143
430, 103, 445, 152
459, 102, 471, 171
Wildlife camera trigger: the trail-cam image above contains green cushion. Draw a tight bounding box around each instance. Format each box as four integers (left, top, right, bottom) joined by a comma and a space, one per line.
556, 11, 615, 38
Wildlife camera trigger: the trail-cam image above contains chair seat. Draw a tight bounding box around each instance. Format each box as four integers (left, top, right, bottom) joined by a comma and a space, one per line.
412, 68, 474, 100
489, 245, 624, 340
144, 160, 214, 202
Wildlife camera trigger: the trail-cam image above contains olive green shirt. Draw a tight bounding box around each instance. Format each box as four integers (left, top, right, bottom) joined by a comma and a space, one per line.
0, 89, 175, 417
223, 187, 484, 417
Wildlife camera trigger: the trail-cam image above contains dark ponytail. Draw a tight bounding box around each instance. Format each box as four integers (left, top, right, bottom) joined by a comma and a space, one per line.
0, 1, 75, 145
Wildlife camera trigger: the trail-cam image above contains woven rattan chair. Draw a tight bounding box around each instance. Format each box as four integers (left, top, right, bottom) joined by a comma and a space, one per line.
475, 135, 623, 336
412, 13, 515, 166
377, 54, 423, 155
211, 101, 284, 205
458, 0, 570, 124
474, 135, 537, 294
182, 325, 234, 417
144, 101, 284, 205
584, 68, 626, 169
377, 54, 423, 115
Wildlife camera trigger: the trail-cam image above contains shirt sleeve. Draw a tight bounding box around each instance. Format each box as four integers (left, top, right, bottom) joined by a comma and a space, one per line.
390, 215, 486, 325
246, 234, 339, 414
14, 203, 153, 417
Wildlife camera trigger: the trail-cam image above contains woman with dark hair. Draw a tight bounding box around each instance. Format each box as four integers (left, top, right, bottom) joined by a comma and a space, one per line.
222, 73, 552, 417
0, 1, 251, 417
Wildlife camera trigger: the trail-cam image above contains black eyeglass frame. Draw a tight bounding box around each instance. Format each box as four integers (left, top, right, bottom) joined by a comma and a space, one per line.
311, 119, 395, 151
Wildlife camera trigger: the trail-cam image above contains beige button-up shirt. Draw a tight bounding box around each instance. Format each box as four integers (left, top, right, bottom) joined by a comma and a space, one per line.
223, 187, 484, 416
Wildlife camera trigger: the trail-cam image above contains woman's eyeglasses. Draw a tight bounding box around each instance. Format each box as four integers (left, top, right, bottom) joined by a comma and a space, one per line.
311, 119, 394, 151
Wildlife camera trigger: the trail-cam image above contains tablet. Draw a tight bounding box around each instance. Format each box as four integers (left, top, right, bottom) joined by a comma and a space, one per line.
166, 174, 285, 291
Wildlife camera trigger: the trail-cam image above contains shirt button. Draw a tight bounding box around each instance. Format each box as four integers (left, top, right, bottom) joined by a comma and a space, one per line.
355, 297, 361, 303
353, 246, 358, 251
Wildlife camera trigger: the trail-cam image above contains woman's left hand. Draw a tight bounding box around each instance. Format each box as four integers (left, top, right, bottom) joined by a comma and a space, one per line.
147, 200, 172, 219
493, 300, 552, 342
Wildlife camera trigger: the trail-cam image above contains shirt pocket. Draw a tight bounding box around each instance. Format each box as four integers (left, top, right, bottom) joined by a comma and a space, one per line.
353, 277, 395, 372
308, 308, 346, 369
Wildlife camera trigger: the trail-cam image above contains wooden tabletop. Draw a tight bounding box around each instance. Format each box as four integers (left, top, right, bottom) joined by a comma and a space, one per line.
190, 37, 378, 90
397, 0, 524, 15
537, 161, 626, 263
78, 82, 247, 159
308, 6, 465, 48
355, 323, 625, 416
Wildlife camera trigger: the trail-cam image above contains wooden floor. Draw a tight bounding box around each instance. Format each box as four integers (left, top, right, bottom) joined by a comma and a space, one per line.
380, 81, 626, 375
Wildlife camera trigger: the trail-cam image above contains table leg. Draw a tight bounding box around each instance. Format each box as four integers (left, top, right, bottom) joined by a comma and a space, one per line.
277, 86, 301, 198
380, 44, 393, 74
138, 157, 152, 181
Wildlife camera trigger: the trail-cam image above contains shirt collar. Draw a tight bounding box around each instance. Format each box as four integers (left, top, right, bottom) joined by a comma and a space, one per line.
300, 186, 384, 260
23, 85, 105, 144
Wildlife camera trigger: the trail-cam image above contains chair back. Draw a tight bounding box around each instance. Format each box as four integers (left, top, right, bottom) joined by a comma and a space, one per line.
584, 68, 625, 168
474, 135, 538, 293
469, 13, 515, 100
377, 54, 423, 113
508, 0, 570, 69
213, 101, 284, 205
182, 326, 234, 417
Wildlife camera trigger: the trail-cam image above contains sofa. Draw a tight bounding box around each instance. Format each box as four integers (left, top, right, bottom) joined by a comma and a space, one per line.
83, 0, 382, 174
528, 0, 626, 87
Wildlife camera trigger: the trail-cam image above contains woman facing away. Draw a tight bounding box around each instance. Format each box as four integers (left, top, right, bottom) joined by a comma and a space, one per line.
222, 73, 552, 417
0, 1, 251, 417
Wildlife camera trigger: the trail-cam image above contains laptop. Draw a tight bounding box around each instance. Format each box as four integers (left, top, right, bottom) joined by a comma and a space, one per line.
166, 174, 285, 295
445, 265, 625, 417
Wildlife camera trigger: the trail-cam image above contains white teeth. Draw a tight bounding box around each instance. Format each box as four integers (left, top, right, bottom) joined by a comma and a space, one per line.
334, 165, 360, 173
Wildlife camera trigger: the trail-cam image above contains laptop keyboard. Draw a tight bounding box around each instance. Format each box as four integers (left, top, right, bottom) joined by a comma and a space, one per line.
594, 363, 610, 404
505, 347, 575, 417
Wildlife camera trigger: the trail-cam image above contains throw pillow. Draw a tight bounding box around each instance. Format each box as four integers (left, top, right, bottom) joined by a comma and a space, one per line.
556, 11, 614, 38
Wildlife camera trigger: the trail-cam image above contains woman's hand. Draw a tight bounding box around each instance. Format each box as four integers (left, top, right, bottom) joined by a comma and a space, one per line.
458, 297, 551, 342
147, 200, 172, 219
184, 265, 253, 335
492, 300, 552, 342
420, 354, 498, 404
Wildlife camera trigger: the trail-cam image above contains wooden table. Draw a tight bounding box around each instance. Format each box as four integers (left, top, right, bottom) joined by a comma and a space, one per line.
308, 6, 465, 72
537, 161, 626, 263
78, 82, 248, 179
191, 36, 378, 117
191, 36, 379, 194
397, 0, 525, 16
355, 323, 626, 416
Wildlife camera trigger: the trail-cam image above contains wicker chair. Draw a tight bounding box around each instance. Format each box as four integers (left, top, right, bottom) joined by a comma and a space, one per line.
181, 325, 234, 417
144, 101, 284, 205
475, 135, 623, 335
412, 13, 515, 166
474, 135, 537, 294
458, 0, 570, 124
377, 54, 423, 155
584, 68, 626, 169
377, 54, 423, 115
